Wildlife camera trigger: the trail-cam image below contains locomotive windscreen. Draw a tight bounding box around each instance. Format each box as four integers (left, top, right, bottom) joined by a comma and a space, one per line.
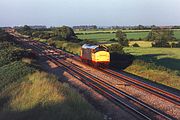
95, 46, 108, 52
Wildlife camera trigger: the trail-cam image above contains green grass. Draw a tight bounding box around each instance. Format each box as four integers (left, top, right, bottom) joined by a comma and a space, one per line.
124, 47, 180, 59
174, 30, 180, 39
127, 32, 149, 39
77, 33, 115, 42
124, 47, 180, 70
77, 30, 180, 41
125, 59, 180, 89
75, 29, 151, 34
0, 72, 103, 120
77, 32, 149, 41
124, 47, 180, 89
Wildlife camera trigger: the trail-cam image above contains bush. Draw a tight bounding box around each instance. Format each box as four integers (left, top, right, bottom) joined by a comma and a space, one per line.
109, 38, 117, 42
47, 39, 56, 47
80, 39, 98, 45
132, 43, 140, 47
108, 44, 124, 54
0, 43, 18, 67
152, 40, 170, 48
0, 61, 35, 91
138, 38, 142, 41
171, 42, 180, 48
55, 41, 67, 49
171, 42, 177, 48
55, 41, 81, 55
176, 42, 180, 47
64, 43, 81, 54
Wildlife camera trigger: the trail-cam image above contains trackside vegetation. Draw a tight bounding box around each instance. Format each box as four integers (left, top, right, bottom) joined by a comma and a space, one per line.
0, 30, 103, 120
124, 47, 180, 89
14, 26, 180, 90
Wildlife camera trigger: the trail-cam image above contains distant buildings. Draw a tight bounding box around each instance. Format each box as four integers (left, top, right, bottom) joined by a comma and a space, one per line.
29, 25, 47, 29
13, 25, 47, 30
73, 25, 97, 30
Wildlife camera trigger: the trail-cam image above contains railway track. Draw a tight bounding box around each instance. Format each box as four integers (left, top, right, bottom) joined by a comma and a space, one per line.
99, 68, 180, 106
63, 52, 180, 106
11, 33, 179, 120
59, 59, 175, 120
26, 40, 176, 120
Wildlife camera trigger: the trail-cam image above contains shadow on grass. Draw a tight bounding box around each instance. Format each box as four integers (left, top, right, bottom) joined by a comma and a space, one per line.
0, 101, 98, 120
0, 96, 10, 111
36, 56, 69, 83
136, 54, 180, 71
109, 53, 134, 70
111, 53, 180, 71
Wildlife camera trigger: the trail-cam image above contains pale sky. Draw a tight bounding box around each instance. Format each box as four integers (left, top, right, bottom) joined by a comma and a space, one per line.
0, 0, 180, 27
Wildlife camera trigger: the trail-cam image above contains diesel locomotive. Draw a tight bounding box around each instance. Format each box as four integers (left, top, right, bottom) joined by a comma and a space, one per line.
80, 44, 110, 67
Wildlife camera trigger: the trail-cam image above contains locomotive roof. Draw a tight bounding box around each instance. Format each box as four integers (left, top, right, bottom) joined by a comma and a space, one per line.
82, 44, 99, 49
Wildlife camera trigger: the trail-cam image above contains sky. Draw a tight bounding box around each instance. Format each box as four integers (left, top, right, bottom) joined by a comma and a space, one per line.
0, 0, 180, 27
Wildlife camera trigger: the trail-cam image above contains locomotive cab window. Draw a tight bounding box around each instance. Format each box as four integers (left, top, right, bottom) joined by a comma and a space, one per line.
95, 46, 108, 52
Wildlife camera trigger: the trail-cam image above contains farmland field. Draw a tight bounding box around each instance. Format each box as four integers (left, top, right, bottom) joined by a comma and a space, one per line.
124, 47, 180, 71
129, 41, 152, 47
76, 30, 180, 42
124, 47, 180, 89
174, 30, 180, 39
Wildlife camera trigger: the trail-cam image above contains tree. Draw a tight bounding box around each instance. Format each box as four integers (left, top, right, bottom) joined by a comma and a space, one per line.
23, 25, 31, 31
147, 28, 175, 47
108, 44, 124, 54
116, 30, 128, 46
147, 28, 174, 41
137, 25, 145, 30
53, 26, 77, 41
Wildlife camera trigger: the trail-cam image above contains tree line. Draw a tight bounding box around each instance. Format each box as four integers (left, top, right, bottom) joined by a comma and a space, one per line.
16, 25, 80, 42
15, 25, 180, 48
115, 28, 180, 48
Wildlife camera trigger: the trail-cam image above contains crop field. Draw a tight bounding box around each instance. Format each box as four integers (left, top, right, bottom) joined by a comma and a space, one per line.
76, 30, 180, 42
129, 41, 152, 47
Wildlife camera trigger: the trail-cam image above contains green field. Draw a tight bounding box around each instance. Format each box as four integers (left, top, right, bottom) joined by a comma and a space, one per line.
124, 47, 180, 89
124, 47, 180, 71
76, 30, 180, 42
174, 30, 180, 39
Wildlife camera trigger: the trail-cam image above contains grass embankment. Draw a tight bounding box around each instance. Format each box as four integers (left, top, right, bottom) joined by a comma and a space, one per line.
0, 72, 103, 120
0, 34, 103, 120
124, 47, 180, 89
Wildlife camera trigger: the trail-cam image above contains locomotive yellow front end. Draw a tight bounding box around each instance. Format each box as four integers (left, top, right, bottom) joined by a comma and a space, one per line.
93, 51, 110, 66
